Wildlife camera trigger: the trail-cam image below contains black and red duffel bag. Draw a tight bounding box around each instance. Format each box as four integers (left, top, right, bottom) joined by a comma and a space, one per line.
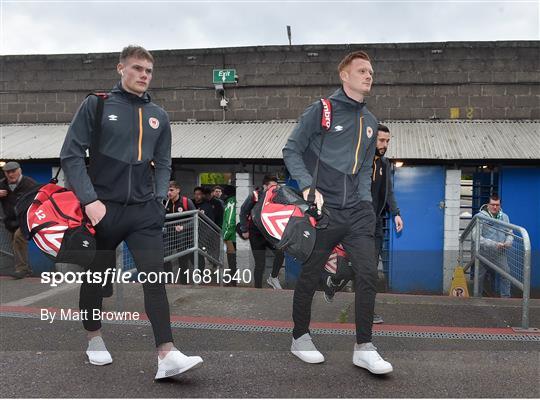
15, 180, 96, 268
251, 184, 318, 262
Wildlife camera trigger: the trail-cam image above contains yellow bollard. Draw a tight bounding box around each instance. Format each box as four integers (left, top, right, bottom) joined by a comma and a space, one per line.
449, 266, 470, 297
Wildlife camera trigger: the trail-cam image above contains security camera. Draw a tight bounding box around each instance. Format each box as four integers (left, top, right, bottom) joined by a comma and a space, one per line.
214, 83, 225, 97
234, 74, 239, 84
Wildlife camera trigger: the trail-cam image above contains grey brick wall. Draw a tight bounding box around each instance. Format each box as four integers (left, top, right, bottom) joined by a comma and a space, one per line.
1, 41, 538, 123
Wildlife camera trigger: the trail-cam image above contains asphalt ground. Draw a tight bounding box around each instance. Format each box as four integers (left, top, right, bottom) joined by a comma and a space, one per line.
1, 276, 539, 398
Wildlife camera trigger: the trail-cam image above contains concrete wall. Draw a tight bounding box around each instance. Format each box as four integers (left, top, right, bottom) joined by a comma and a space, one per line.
2, 41, 538, 124
443, 169, 462, 293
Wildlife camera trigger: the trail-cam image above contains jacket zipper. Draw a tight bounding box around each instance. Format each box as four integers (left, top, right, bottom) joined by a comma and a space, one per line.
372, 158, 388, 216
137, 107, 143, 161
341, 174, 347, 208
352, 116, 364, 173
125, 106, 137, 205
381, 174, 388, 216
377, 158, 388, 216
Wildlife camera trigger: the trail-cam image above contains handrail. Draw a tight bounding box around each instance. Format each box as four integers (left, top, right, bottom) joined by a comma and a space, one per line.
165, 209, 222, 232
458, 212, 532, 330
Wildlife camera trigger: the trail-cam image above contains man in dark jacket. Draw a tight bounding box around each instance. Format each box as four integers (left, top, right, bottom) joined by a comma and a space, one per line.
283, 51, 393, 374
208, 187, 224, 227
322, 124, 404, 323
0, 161, 37, 279
193, 186, 215, 221
60, 45, 202, 378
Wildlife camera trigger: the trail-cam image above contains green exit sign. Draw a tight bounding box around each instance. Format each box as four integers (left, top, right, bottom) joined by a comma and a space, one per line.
213, 69, 237, 84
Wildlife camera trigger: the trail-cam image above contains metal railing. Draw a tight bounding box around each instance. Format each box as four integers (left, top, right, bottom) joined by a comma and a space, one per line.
116, 210, 224, 280
114, 210, 224, 311
459, 213, 532, 330
0, 220, 14, 258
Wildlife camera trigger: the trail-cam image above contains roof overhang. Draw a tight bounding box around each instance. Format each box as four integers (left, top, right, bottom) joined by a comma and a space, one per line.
1, 120, 538, 161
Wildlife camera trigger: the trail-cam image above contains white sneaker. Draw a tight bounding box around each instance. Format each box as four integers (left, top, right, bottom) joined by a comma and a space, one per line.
86, 336, 113, 366
267, 276, 282, 290
155, 348, 203, 380
291, 333, 324, 364
353, 342, 393, 374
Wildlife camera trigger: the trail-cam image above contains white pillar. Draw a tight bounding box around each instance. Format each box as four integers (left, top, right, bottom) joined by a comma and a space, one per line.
443, 169, 461, 293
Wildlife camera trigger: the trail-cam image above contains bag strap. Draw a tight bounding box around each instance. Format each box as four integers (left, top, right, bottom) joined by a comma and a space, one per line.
28, 221, 58, 239
307, 98, 332, 207
48, 193, 79, 223
88, 93, 107, 166
52, 93, 107, 184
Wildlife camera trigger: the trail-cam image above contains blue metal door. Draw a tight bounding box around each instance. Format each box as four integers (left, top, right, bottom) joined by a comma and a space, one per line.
389, 165, 445, 293
499, 167, 540, 294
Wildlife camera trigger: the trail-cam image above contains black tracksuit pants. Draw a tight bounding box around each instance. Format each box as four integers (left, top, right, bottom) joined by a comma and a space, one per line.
293, 201, 377, 344
79, 200, 173, 347
249, 231, 285, 288
332, 216, 384, 284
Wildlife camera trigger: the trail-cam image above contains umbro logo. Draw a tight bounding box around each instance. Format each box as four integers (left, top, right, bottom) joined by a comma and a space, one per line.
108, 115, 118, 121
82, 240, 90, 248
303, 231, 310, 238
334, 125, 343, 132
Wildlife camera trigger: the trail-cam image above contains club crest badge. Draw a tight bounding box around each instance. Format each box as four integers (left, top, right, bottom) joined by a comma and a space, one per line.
149, 117, 159, 129
366, 126, 373, 139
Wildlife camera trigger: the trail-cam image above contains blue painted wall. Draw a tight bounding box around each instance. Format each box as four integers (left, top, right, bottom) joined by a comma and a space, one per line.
499, 167, 540, 294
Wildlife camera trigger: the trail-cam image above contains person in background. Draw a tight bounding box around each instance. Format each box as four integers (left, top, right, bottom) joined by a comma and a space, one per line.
212, 186, 225, 206
239, 175, 284, 289
165, 181, 195, 213
208, 186, 224, 227
164, 181, 196, 281
193, 186, 215, 221
221, 186, 237, 286
475, 194, 513, 298
0, 161, 37, 279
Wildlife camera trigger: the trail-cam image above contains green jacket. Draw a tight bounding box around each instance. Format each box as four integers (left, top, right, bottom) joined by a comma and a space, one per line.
222, 196, 236, 241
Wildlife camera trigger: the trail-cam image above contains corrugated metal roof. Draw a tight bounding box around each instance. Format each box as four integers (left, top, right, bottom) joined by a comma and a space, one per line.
384, 121, 540, 160
170, 121, 294, 159
0, 120, 538, 161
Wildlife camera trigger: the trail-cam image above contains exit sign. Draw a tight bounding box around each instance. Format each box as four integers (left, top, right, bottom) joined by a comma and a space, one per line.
213, 69, 237, 84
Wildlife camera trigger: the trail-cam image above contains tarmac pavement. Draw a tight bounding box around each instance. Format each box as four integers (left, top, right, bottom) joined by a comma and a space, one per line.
1, 276, 539, 398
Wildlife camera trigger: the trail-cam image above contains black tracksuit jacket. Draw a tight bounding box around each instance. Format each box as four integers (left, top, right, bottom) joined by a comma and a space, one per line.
60, 83, 172, 206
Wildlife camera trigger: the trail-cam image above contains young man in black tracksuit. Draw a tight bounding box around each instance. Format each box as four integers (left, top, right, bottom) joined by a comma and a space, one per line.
283, 51, 393, 374
322, 124, 404, 323
239, 175, 285, 289
60, 45, 202, 379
